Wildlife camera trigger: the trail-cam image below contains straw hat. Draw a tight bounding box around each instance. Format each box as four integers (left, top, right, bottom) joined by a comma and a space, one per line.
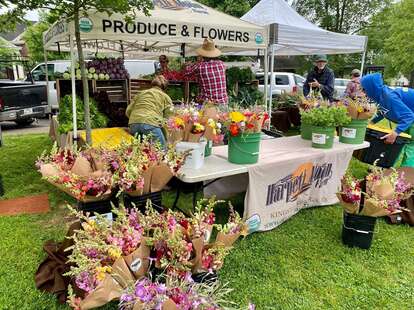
196, 38, 221, 58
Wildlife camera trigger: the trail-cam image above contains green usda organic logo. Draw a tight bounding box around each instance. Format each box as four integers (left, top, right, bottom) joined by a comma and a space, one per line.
79, 17, 93, 33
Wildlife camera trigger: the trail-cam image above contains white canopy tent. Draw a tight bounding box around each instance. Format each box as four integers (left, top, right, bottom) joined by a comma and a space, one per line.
43, 0, 269, 141
241, 0, 368, 108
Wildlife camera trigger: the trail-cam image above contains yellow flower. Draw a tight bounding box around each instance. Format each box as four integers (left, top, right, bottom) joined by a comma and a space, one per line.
175, 117, 185, 128
229, 111, 246, 123
96, 266, 112, 281
82, 220, 96, 232
194, 123, 205, 132
357, 106, 364, 113
108, 248, 122, 260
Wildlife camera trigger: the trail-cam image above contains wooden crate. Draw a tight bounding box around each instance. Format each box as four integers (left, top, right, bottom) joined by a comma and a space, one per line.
95, 79, 128, 103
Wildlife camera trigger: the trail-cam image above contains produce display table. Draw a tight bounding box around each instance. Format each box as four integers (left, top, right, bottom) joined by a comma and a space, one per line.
176, 136, 369, 233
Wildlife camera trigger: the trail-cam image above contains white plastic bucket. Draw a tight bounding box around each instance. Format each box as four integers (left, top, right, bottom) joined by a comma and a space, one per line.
175, 141, 206, 169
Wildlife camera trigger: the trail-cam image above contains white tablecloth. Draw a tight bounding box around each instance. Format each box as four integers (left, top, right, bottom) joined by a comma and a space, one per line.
179, 136, 369, 233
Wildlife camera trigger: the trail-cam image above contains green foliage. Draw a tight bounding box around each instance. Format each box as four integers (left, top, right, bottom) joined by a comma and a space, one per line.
57, 95, 108, 134
293, 0, 390, 34
166, 85, 185, 101
198, 0, 258, 17
228, 84, 264, 109
274, 92, 302, 109
301, 106, 351, 127
226, 67, 254, 89
23, 19, 68, 63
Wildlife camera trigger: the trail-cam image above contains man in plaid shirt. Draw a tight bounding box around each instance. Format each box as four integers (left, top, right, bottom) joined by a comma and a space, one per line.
185, 39, 228, 104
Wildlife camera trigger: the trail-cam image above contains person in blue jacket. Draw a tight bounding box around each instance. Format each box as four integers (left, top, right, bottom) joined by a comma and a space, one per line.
361, 73, 414, 167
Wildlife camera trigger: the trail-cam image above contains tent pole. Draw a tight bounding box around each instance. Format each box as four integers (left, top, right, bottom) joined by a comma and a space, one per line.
360, 37, 368, 76
263, 47, 269, 111
69, 34, 78, 145
268, 45, 275, 117
43, 46, 50, 117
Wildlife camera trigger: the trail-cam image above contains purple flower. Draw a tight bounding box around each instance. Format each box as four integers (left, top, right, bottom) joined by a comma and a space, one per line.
249, 303, 256, 310
120, 294, 134, 302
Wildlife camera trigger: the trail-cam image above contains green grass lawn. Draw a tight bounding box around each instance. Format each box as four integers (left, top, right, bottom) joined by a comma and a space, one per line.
1, 134, 414, 309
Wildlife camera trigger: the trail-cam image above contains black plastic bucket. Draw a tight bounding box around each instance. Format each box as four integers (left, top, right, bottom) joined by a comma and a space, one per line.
342, 212, 377, 249
353, 127, 411, 168
123, 191, 163, 213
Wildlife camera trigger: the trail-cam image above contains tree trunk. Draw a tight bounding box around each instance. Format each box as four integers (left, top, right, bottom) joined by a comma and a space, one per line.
74, 9, 92, 145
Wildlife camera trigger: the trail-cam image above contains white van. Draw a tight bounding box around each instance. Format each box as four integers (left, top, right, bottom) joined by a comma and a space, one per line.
30, 59, 158, 111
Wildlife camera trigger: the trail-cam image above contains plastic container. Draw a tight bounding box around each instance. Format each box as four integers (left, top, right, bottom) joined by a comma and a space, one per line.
311, 126, 335, 149
205, 140, 213, 157
176, 141, 206, 169
342, 212, 377, 249
353, 124, 411, 168
228, 132, 261, 164
301, 123, 312, 140
339, 119, 368, 144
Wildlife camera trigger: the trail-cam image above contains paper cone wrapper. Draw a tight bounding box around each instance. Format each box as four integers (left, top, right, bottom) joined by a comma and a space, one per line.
184, 122, 193, 141
45, 178, 112, 203
187, 132, 203, 143
360, 199, 390, 217
162, 299, 179, 310
337, 193, 360, 214
40, 164, 60, 178
71, 156, 93, 177
347, 105, 359, 119
201, 106, 219, 122
190, 237, 204, 273
124, 241, 151, 278
90, 153, 107, 171
168, 130, 184, 144
151, 163, 174, 192
253, 116, 265, 132
133, 302, 143, 310
80, 258, 135, 310
142, 165, 154, 194
369, 181, 394, 200
204, 126, 216, 141
202, 224, 213, 243
357, 111, 374, 120
216, 231, 240, 247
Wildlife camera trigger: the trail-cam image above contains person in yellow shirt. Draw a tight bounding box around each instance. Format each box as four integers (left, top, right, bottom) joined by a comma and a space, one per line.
126, 75, 172, 146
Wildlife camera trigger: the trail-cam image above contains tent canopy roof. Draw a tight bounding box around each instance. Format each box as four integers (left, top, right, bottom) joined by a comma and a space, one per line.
43, 0, 267, 58
241, 0, 367, 55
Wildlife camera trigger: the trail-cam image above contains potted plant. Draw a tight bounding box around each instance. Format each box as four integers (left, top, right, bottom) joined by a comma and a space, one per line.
299, 97, 328, 140
301, 106, 351, 149
274, 92, 302, 127
338, 97, 377, 144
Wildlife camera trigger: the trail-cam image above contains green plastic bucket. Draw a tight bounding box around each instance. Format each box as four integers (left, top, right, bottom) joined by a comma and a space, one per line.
339, 119, 368, 144
205, 140, 213, 157
301, 123, 312, 140
311, 126, 335, 149
228, 132, 261, 164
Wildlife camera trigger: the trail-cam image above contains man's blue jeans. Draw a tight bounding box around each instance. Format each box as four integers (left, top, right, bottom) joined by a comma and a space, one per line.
129, 123, 166, 147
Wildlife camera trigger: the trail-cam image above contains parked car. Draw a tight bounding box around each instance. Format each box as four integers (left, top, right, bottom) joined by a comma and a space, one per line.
334, 78, 350, 98
256, 72, 306, 96
30, 59, 158, 112
0, 80, 48, 126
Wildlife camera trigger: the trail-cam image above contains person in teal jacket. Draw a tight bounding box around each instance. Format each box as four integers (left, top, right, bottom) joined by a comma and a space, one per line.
361, 73, 414, 167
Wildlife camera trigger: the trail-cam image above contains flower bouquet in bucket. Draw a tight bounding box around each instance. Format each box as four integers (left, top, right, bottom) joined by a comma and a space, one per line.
338, 97, 377, 144
338, 167, 413, 249
36, 144, 113, 203
223, 108, 269, 164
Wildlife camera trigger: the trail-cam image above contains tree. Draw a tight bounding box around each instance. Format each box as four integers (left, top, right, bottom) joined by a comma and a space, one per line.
198, 0, 258, 17
23, 12, 67, 63
292, 0, 390, 34
382, 0, 414, 85
1, 0, 153, 144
